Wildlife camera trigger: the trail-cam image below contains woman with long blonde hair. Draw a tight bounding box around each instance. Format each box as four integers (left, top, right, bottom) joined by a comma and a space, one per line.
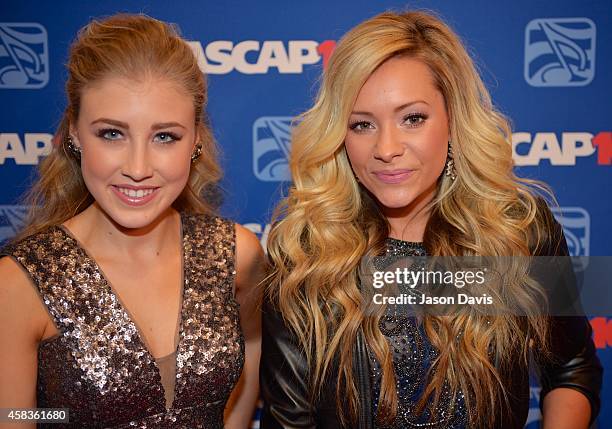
0, 14, 262, 428
261, 10, 601, 429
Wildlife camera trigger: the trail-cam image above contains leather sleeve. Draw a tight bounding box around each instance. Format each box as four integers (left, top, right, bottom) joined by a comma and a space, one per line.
534, 202, 603, 423
259, 297, 317, 429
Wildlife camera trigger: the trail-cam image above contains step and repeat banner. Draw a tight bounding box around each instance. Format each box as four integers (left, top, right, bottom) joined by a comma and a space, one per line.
1, 1, 610, 427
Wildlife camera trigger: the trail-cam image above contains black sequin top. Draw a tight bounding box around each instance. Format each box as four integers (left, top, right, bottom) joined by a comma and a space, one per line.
368, 238, 467, 429
3, 213, 244, 428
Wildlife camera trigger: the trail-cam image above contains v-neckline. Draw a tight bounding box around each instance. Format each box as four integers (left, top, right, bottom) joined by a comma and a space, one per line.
57, 213, 187, 409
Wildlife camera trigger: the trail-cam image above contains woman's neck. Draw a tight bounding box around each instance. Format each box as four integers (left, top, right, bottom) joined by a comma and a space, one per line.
383, 184, 436, 242
63, 203, 180, 261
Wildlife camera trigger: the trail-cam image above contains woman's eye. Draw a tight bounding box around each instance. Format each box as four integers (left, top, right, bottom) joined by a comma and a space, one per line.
403, 113, 427, 127
153, 132, 180, 144
97, 128, 123, 140
349, 121, 374, 132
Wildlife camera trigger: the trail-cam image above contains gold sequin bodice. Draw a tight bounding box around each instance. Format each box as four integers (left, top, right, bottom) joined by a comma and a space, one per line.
4, 213, 244, 428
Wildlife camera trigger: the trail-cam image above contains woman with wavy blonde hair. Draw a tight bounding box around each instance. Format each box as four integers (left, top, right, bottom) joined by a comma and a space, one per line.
261, 10, 601, 429
0, 14, 262, 428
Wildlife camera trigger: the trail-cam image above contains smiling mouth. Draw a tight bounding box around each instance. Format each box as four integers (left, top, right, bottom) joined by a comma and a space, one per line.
111, 185, 159, 206
115, 187, 156, 198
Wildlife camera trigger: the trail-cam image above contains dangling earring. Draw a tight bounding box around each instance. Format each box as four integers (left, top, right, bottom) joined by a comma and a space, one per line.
191, 143, 203, 162
66, 136, 81, 158
445, 142, 457, 181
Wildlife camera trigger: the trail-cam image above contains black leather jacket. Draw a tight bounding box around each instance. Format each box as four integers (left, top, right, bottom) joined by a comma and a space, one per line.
260, 217, 603, 428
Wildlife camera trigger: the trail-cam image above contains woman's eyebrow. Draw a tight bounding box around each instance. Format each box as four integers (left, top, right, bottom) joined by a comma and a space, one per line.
91, 118, 129, 128
89, 119, 186, 130
151, 122, 186, 130
351, 100, 429, 116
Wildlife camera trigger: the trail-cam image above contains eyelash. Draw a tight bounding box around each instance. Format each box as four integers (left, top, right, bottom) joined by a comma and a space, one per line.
403, 112, 428, 127
348, 113, 429, 132
153, 132, 181, 144
96, 128, 123, 140
349, 121, 373, 132
96, 128, 181, 144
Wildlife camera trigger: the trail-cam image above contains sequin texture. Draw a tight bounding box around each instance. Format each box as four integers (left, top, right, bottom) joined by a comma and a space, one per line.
368, 238, 467, 429
3, 213, 244, 428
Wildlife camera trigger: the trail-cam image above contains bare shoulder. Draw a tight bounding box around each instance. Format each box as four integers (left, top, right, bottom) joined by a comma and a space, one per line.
0, 255, 35, 300
0, 256, 47, 410
235, 223, 265, 267
0, 256, 48, 342
234, 224, 265, 293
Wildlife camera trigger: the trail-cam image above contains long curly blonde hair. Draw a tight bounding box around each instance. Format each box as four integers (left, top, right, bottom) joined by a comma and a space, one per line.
16, 13, 220, 241
267, 10, 552, 427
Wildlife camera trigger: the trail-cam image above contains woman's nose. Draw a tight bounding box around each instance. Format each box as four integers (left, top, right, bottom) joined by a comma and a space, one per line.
373, 126, 405, 162
122, 142, 153, 181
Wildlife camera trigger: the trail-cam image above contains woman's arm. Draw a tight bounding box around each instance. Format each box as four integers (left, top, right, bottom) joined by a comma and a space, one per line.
224, 225, 264, 429
259, 296, 318, 429
542, 387, 591, 429
539, 315, 602, 429
0, 257, 48, 429
534, 203, 602, 428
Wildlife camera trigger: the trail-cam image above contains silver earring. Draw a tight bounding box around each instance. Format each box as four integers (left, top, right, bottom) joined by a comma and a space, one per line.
66, 136, 81, 158
191, 143, 203, 162
445, 142, 457, 181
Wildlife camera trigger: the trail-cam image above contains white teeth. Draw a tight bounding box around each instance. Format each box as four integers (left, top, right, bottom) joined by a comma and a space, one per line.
116, 187, 155, 199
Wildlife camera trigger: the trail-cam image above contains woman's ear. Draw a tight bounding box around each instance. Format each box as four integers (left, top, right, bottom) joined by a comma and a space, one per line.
68, 124, 81, 148
191, 129, 203, 162
194, 127, 203, 150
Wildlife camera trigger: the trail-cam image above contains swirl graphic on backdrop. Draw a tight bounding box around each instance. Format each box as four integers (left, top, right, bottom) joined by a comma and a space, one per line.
0, 23, 48, 89
552, 206, 590, 272
524, 17, 596, 87
252, 116, 292, 181
0, 205, 28, 243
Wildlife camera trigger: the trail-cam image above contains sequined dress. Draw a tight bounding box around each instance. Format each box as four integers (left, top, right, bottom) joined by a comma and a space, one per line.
368, 238, 467, 429
2, 213, 244, 428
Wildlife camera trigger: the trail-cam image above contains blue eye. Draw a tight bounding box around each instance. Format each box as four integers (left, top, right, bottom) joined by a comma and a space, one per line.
97, 128, 123, 140
349, 121, 375, 132
153, 132, 180, 144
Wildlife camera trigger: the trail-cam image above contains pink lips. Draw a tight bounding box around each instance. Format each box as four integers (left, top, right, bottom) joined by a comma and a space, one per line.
111, 184, 160, 207
372, 169, 413, 184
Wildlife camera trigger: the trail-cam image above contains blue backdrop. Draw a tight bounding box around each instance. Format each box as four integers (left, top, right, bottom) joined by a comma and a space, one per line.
1, 1, 610, 427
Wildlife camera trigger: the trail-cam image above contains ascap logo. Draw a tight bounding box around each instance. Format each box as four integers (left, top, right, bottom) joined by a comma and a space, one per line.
188, 40, 336, 74
591, 317, 612, 349
524, 18, 596, 87
551, 207, 589, 257
0, 205, 28, 242
0, 23, 49, 89
551, 206, 590, 272
0, 133, 53, 165
253, 116, 292, 181
512, 131, 611, 166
